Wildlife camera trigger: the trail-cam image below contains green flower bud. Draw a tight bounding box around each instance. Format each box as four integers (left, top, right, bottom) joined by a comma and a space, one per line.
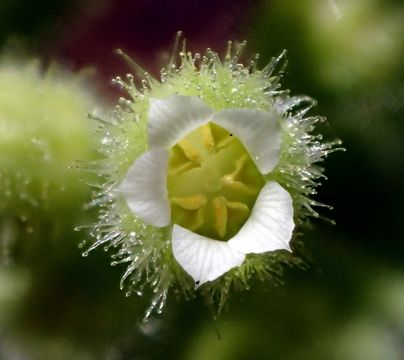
0, 58, 99, 261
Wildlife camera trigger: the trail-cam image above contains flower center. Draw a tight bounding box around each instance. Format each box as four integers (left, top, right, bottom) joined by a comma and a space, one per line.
167, 122, 265, 241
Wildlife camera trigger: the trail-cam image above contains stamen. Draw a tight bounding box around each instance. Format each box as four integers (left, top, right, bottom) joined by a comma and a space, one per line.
170, 194, 207, 210
222, 154, 258, 194
186, 208, 205, 231
167, 122, 264, 240
228, 154, 248, 178
202, 123, 215, 152
212, 196, 228, 238
222, 177, 256, 194
168, 141, 201, 175
202, 122, 234, 153
212, 196, 250, 238
178, 140, 201, 162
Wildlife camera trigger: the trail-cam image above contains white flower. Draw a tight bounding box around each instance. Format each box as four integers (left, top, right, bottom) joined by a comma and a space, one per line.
118, 95, 294, 286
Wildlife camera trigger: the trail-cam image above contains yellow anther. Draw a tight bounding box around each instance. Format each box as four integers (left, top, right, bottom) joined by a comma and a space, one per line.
222, 177, 256, 194
187, 208, 205, 231
170, 194, 207, 210
216, 134, 233, 150
228, 154, 248, 178
168, 161, 197, 175
222, 154, 256, 194
202, 122, 233, 153
168, 141, 201, 175
170, 196, 206, 231
212, 196, 228, 238
178, 140, 201, 162
202, 123, 215, 152
225, 200, 250, 214
212, 196, 250, 238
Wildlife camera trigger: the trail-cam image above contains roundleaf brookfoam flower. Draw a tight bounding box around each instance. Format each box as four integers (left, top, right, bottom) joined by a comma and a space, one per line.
118, 95, 294, 286
87, 37, 340, 319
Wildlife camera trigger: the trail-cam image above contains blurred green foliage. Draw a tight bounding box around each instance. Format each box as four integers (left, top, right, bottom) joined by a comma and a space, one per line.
0, 0, 403, 359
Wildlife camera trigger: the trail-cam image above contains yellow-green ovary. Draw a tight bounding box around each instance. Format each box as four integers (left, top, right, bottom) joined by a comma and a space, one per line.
167, 122, 265, 241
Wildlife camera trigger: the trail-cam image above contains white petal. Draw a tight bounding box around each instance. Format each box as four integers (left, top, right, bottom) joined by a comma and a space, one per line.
172, 225, 245, 286
148, 95, 214, 148
228, 181, 294, 254
117, 148, 170, 227
212, 109, 281, 174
